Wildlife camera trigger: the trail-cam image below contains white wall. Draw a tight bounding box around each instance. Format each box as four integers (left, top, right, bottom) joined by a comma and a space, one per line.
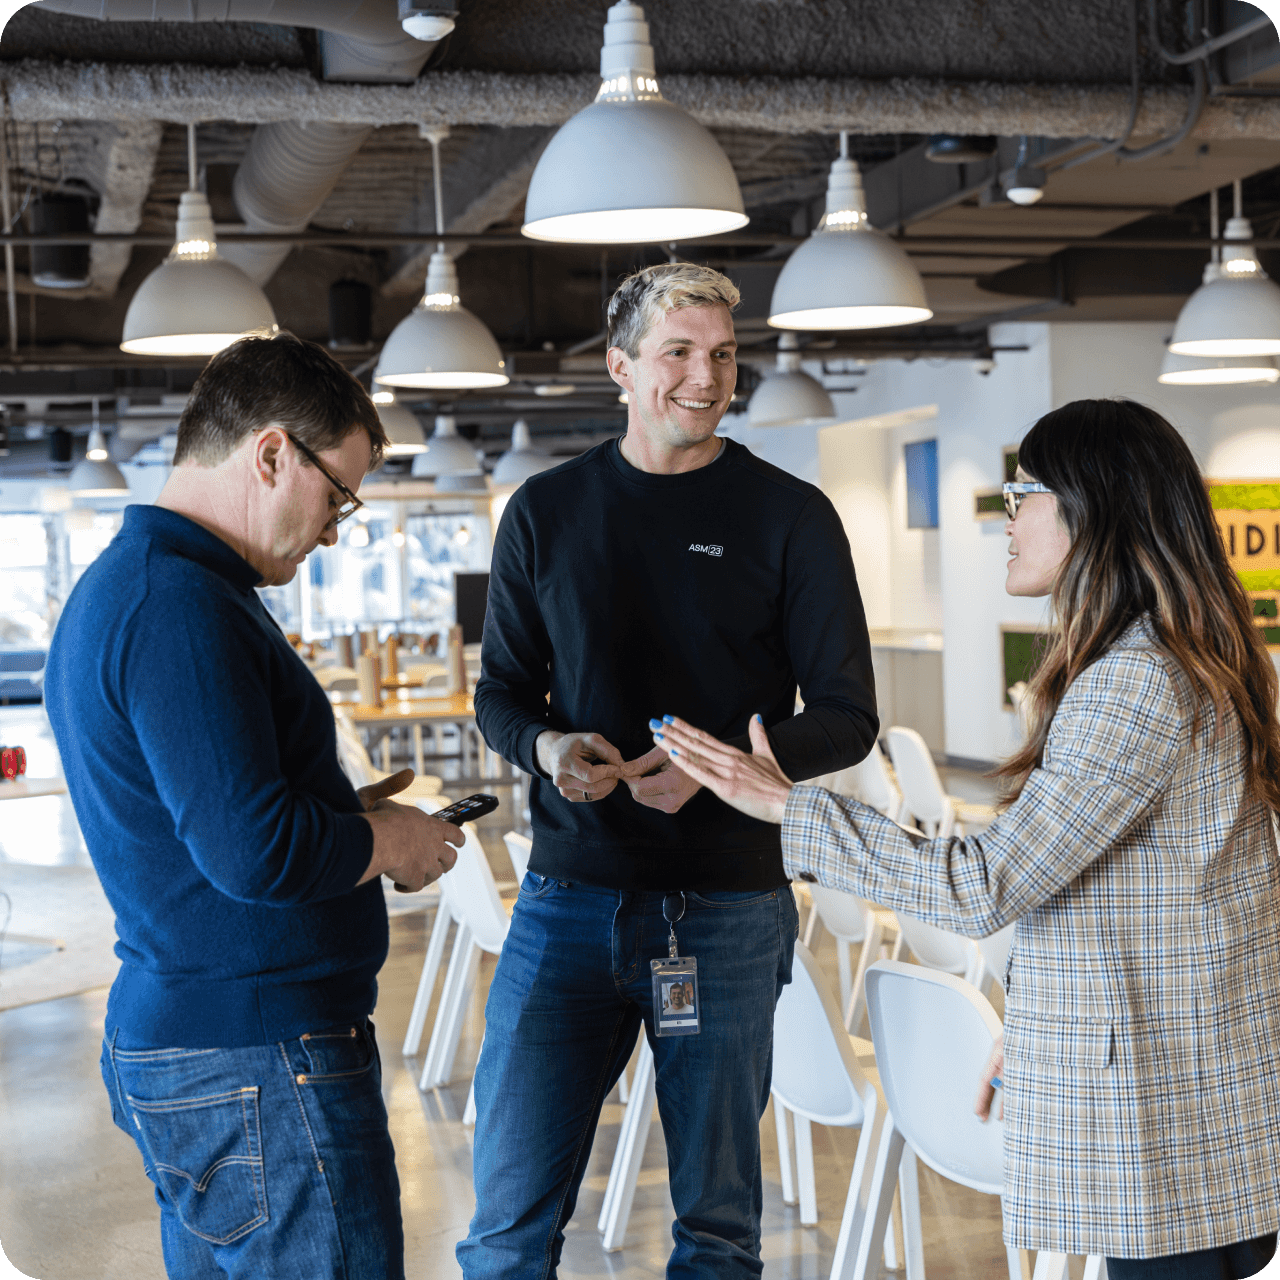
839, 324, 1055, 763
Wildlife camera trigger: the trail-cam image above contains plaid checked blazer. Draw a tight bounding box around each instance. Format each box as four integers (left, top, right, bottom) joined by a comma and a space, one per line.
782, 618, 1280, 1258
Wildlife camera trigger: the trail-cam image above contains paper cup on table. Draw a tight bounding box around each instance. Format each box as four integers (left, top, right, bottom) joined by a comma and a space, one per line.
357, 653, 382, 707
383, 637, 399, 682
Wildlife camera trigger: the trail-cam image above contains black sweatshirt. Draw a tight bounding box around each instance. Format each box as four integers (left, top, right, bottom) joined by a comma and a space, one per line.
474, 438, 879, 891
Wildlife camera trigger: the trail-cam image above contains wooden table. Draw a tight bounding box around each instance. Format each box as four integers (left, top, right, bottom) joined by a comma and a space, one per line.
0, 777, 68, 800
348, 695, 493, 779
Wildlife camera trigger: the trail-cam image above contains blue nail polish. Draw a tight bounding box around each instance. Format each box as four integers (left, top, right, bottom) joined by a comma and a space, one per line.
663, 715, 674, 724
755, 713, 763, 724
654, 732, 664, 741
648, 718, 662, 730
670, 748, 679, 757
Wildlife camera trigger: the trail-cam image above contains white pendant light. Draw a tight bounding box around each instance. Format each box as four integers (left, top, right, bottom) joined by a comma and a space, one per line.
375, 127, 508, 389
492, 419, 556, 484
69, 403, 129, 497
747, 333, 837, 427
1169, 181, 1280, 358
1158, 348, 1280, 386
522, 3, 747, 244
121, 125, 276, 356
768, 133, 932, 331
376, 397, 427, 456
411, 415, 482, 478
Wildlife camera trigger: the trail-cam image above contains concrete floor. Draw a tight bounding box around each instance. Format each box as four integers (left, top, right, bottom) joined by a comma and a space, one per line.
0, 705, 1012, 1280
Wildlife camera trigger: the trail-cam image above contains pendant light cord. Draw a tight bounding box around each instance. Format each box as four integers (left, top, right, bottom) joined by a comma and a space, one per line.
1211, 187, 1219, 262
1234, 178, 1243, 222
187, 122, 197, 192
839, 131, 849, 160
421, 125, 451, 255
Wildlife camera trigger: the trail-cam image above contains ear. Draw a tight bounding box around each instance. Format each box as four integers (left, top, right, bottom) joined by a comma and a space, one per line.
253, 426, 288, 489
606, 345, 633, 392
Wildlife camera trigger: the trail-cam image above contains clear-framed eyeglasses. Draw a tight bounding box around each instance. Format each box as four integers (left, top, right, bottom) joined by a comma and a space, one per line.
1002, 481, 1053, 520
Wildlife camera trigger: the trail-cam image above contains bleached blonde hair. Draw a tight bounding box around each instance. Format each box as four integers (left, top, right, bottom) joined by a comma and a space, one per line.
606, 263, 741, 358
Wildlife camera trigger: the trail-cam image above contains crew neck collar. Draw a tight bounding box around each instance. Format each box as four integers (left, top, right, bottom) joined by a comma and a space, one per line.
606, 435, 736, 488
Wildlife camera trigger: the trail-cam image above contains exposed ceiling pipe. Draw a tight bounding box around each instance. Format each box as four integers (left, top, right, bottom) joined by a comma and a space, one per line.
33, 0, 440, 286
34, 1, 437, 82
220, 121, 375, 285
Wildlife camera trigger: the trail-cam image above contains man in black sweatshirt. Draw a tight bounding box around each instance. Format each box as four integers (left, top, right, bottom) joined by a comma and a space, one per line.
459, 263, 878, 1278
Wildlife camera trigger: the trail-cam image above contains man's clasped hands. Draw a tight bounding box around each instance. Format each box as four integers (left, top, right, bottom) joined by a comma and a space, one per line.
535, 728, 701, 815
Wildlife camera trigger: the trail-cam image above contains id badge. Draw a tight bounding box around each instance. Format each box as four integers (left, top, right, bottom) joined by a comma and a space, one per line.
651, 955, 700, 1037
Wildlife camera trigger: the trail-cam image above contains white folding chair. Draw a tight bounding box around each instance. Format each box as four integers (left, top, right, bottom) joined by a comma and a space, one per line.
845, 743, 905, 822
415, 808, 509, 1095
803, 885, 897, 1035
770, 942, 899, 1279
333, 709, 443, 798
885, 726, 996, 837
893, 912, 984, 988
502, 830, 532, 884
859, 961, 1106, 1280
598, 1034, 656, 1251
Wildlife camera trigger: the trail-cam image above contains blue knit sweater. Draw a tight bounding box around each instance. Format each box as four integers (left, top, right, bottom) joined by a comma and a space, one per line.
44, 505, 380, 1048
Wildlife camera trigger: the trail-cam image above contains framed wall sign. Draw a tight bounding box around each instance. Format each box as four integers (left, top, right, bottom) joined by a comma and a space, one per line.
1207, 479, 1280, 652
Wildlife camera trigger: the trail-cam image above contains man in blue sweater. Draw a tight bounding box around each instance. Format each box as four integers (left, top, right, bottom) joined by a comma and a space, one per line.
460, 264, 878, 1277
44, 333, 463, 1280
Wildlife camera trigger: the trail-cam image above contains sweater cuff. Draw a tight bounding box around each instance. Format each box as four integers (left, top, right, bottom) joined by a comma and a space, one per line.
516, 720, 551, 778
329, 811, 377, 898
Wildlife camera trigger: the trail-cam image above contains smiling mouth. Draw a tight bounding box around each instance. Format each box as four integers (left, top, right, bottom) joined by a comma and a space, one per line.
672, 397, 715, 410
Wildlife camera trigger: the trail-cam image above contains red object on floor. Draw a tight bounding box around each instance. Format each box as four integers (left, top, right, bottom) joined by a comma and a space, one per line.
0, 746, 26, 780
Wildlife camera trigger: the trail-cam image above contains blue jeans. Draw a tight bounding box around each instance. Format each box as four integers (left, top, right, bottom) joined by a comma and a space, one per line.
457, 876, 799, 1279
101, 1019, 403, 1280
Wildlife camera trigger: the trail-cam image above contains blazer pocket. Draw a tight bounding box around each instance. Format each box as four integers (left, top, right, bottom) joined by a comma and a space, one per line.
1004, 1012, 1115, 1070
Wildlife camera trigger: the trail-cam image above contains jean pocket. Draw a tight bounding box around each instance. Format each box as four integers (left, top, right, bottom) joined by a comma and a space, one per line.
298, 1024, 377, 1083
685, 888, 779, 909
518, 871, 558, 900
125, 1085, 268, 1245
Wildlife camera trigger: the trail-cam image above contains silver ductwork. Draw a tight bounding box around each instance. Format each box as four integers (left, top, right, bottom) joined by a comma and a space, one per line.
221, 121, 374, 284
33, 0, 440, 284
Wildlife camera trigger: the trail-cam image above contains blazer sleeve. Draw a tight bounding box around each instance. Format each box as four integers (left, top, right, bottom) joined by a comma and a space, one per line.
781, 643, 1186, 936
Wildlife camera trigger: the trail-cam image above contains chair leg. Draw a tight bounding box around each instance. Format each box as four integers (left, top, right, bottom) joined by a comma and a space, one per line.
898, 1146, 924, 1280
802, 901, 821, 949
845, 920, 882, 1035
599, 1038, 652, 1230
600, 1040, 657, 1251
890, 931, 906, 962
774, 1096, 796, 1205
463, 1077, 477, 1125
794, 1114, 817, 1225
402, 901, 454, 1057
848, 1113, 907, 1280
419, 924, 475, 1090
1082, 1257, 1108, 1280
836, 939, 854, 1016
1030, 1253, 1069, 1280
830, 1088, 881, 1280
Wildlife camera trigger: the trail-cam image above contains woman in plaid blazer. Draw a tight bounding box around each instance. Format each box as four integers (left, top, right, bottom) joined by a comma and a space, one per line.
648, 400, 1280, 1279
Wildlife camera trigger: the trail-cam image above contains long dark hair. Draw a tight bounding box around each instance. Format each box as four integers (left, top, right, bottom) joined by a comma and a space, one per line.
995, 398, 1280, 810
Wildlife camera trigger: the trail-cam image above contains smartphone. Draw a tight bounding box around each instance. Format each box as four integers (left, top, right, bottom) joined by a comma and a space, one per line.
434, 793, 500, 824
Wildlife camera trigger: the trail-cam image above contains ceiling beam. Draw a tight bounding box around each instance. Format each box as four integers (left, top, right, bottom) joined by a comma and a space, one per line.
9, 60, 1280, 140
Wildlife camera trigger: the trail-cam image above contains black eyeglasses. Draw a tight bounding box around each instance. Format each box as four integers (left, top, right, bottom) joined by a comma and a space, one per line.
1002, 481, 1053, 520
286, 433, 364, 529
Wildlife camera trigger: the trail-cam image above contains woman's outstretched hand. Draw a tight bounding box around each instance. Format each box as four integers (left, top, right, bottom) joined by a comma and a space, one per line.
648, 714, 793, 825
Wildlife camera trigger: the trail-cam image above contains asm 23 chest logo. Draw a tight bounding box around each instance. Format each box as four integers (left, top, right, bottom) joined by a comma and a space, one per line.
689, 543, 723, 556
